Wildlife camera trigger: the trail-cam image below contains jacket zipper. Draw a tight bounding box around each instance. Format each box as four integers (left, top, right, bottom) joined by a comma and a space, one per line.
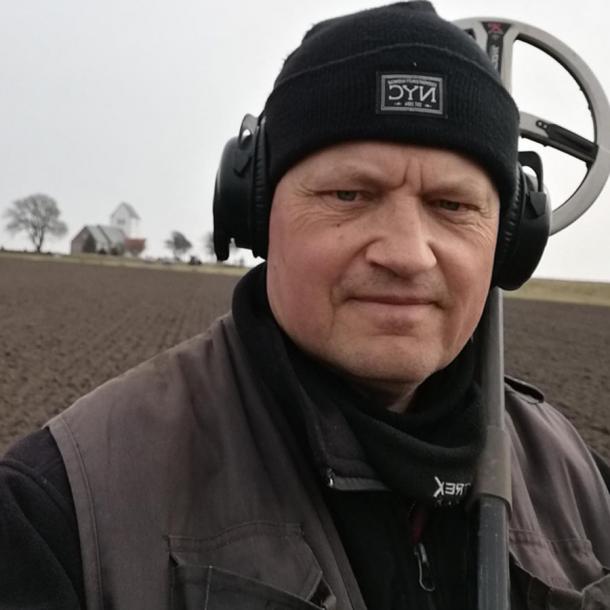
409, 503, 439, 610
326, 471, 441, 607
413, 541, 435, 592
323, 467, 388, 492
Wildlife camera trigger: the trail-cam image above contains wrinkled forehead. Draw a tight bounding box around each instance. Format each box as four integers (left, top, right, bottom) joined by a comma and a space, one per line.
276, 140, 500, 202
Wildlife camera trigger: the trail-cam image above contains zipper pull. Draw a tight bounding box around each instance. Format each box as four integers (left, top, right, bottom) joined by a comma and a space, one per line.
414, 541, 436, 592
325, 468, 335, 489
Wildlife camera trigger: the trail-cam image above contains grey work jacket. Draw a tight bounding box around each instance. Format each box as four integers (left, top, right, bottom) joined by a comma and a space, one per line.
48, 315, 610, 610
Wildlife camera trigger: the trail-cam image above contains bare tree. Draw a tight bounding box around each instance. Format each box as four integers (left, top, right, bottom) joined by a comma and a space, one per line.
4, 194, 68, 252
165, 231, 192, 261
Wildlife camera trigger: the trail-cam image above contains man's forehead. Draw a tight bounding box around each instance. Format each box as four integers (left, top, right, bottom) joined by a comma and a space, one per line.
292, 141, 497, 191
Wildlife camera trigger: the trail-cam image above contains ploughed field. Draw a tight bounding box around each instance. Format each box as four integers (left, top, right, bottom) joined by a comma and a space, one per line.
1, 255, 608, 460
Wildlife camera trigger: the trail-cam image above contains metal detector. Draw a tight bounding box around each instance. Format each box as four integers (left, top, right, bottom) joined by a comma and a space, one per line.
454, 18, 610, 610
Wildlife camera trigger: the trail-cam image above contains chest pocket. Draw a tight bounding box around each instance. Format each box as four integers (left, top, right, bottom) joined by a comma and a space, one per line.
168, 521, 336, 610
509, 530, 610, 609
511, 563, 610, 610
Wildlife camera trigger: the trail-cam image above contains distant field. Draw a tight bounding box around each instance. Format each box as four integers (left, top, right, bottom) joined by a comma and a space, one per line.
0, 250, 248, 276
3, 250, 610, 306
1, 253, 609, 459
511, 277, 610, 307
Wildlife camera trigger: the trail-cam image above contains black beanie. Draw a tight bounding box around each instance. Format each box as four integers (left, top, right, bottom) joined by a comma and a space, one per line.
263, 1, 520, 208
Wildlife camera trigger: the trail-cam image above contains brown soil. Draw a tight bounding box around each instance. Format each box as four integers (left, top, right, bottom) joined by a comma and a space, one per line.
1, 256, 608, 460
504, 299, 610, 459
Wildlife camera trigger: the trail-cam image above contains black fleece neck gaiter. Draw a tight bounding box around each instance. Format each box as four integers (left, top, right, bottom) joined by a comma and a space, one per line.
233, 264, 484, 507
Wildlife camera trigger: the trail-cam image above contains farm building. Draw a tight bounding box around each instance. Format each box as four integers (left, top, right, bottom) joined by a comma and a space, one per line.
70, 225, 127, 255
124, 237, 146, 257
110, 202, 140, 237
71, 203, 146, 256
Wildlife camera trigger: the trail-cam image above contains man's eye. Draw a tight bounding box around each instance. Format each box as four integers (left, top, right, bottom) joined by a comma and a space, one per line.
437, 200, 463, 211
335, 190, 359, 202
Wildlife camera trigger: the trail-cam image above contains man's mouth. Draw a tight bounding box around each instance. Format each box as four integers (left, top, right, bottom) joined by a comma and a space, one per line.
350, 294, 436, 306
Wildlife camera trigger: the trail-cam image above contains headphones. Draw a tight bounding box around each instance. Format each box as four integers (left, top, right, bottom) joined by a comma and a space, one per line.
213, 113, 550, 291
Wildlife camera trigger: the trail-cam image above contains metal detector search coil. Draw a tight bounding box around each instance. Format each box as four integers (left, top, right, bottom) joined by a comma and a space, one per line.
455, 17, 610, 234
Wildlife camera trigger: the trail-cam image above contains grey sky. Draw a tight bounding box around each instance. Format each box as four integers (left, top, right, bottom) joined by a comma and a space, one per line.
2, 0, 609, 281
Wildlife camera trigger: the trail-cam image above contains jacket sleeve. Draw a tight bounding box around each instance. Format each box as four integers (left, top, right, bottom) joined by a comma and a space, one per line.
590, 447, 610, 492
0, 429, 85, 610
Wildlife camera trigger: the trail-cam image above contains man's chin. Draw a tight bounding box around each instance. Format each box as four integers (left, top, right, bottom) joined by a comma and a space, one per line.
296, 334, 447, 400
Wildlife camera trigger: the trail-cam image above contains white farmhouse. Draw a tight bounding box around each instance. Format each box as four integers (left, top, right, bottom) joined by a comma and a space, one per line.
110, 202, 140, 237
70, 225, 126, 255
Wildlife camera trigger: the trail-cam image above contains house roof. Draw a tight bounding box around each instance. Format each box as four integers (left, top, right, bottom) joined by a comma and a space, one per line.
111, 202, 140, 220
98, 225, 126, 245
85, 225, 126, 248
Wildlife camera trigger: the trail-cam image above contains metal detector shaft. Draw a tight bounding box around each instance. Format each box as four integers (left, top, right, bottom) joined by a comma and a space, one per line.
455, 15, 610, 610
477, 288, 511, 610
473, 19, 515, 609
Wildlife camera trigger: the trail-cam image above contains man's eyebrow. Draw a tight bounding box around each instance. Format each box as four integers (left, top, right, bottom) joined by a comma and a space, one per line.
424, 178, 493, 201
303, 163, 398, 187
301, 163, 496, 200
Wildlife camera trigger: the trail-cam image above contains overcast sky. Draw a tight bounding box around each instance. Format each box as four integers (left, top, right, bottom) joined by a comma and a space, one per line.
2, 0, 609, 281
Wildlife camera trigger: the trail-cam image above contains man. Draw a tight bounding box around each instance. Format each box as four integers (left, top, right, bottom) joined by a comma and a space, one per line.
2, 3, 609, 609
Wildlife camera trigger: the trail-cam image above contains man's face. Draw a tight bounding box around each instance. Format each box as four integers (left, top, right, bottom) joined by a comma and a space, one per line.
266, 141, 500, 403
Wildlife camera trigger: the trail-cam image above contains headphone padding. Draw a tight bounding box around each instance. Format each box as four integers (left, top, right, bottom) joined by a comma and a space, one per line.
493, 166, 550, 290
493, 168, 524, 286
251, 121, 271, 258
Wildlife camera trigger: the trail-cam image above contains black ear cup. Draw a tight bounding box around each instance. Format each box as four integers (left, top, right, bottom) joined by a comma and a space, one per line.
212, 115, 270, 261
492, 152, 551, 290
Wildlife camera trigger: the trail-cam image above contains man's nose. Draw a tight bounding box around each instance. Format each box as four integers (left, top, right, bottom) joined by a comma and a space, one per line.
363, 197, 437, 277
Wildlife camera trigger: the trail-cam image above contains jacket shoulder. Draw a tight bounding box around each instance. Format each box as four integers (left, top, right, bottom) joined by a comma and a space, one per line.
504, 375, 545, 403
503, 374, 599, 484
503, 375, 610, 577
